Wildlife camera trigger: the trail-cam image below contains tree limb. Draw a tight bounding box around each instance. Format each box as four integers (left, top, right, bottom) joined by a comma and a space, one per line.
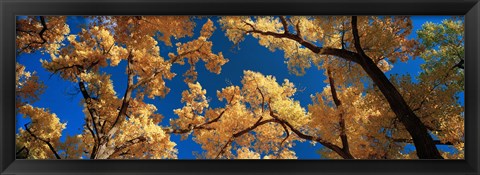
38, 16, 48, 44
241, 20, 360, 63
266, 102, 354, 159
108, 136, 147, 159
279, 16, 289, 34
452, 59, 464, 70
392, 138, 455, 145
109, 52, 134, 132
215, 118, 280, 159
95, 52, 134, 159
24, 123, 61, 159
79, 81, 101, 142
327, 68, 350, 153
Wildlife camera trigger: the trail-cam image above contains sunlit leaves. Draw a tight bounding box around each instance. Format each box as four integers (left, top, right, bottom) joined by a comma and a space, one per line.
41, 25, 128, 81
16, 63, 45, 108
15, 16, 464, 160
417, 18, 464, 90
169, 19, 229, 83
16, 16, 70, 54
172, 71, 306, 159
16, 105, 66, 159
219, 16, 418, 76
17, 16, 230, 159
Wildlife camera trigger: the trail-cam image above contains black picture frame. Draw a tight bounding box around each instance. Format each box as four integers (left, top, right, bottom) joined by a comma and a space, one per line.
1, 0, 479, 174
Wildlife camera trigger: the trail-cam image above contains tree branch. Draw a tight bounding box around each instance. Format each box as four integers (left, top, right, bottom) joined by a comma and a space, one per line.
130, 44, 206, 90
215, 118, 280, 159
108, 136, 147, 159
38, 16, 48, 44
95, 52, 134, 159
351, 16, 367, 57
256, 87, 266, 113
16, 146, 29, 158
241, 20, 360, 63
24, 123, 61, 159
452, 59, 464, 70
79, 81, 101, 142
109, 52, 134, 132
392, 138, 455, 145
279, 16, 290, 34
327, 68, 350, 153
266, 102, 354, 159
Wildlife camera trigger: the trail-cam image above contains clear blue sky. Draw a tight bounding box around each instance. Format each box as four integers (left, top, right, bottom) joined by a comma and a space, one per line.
16, 16, 462, 159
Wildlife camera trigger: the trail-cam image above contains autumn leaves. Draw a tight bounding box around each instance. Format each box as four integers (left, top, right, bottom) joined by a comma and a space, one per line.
15, 16, 464, 159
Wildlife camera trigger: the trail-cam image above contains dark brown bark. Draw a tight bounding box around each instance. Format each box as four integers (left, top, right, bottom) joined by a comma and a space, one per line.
79, 82, 101, 140
327, 69, 351, 155
38, 16, 48, 44
78, 81, 102, 159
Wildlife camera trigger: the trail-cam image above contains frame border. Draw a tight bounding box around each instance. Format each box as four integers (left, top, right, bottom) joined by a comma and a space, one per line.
1, 0, 479, 174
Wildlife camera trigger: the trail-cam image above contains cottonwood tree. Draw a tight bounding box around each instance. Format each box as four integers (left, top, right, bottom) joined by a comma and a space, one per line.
15, 16, 464, 159
219, 16, 464, 159
16, 16, 228, 159
308, 19, 464, 159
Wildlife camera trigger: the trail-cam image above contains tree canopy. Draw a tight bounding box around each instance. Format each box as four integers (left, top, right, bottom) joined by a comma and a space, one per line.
15, 16, 464, 159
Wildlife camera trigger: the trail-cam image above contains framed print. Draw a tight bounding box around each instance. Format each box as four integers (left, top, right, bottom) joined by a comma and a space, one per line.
1, 0, 479, 175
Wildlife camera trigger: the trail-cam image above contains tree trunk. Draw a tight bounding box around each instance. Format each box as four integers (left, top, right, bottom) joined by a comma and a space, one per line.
358, 55, 443, 159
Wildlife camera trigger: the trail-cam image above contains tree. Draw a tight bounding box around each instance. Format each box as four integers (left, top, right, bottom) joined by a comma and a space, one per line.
218, 16, 455, 159
16, 16, 228, 159
15, 16, 464, 159
308, 18, 464, 159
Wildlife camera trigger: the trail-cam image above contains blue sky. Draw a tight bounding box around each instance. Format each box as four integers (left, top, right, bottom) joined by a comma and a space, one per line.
16, 16, 462, 159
